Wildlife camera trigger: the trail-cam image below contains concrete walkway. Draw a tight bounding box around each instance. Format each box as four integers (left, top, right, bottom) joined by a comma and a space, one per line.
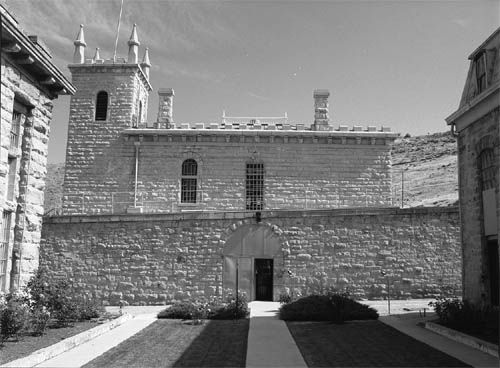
246, 301, 307, 368
34, 306, 165, 368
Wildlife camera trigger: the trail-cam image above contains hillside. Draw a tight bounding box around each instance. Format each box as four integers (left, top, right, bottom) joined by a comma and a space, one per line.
392, 131, 458, 207
44, 163, 65, 215
43, 131, 458, 212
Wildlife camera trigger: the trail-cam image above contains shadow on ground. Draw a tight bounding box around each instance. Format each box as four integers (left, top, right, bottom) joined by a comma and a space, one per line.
173, 319, 248, 367
287, 320, 470, 367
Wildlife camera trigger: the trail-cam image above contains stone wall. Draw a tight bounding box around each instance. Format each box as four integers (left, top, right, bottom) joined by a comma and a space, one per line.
457, 106, 499, 304
40, 207, 461, 305
1, 54, 54, 290
62, 130, 396, 214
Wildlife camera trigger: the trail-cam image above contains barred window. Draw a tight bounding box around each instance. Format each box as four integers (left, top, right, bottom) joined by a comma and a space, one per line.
95, 91, 108, 121
475, 52, 487, 94
181, 159, 198, 203
480, 149, 496, 191
246, 162, 264, 210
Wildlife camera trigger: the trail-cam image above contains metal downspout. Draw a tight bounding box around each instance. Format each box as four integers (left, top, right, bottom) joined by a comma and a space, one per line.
134, 141, 140, 207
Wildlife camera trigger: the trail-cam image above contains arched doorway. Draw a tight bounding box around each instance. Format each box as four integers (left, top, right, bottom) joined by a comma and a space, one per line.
222, 223, 282, 301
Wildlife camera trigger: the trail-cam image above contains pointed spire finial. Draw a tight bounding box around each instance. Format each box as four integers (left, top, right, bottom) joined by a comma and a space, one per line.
140, 47, 151, 79
128, 23, 140, 46
74, 24, 86, 47
93, 47, 101, 62
127, 24, 140, 63
73, 24, 86, 64
141, 47, 150, 66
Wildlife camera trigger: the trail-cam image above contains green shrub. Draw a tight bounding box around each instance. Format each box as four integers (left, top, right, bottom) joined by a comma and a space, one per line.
29, 307, 51, 336
76, 299, 102, 320
0, 301, 28, 343
24, 271, 101, 325
429, 297, 499, 342
158, 302, 201, 319
278, 292, 292, 305
279, 293, 378, 323
157, 293, 249, 320
212, 293, 249, 320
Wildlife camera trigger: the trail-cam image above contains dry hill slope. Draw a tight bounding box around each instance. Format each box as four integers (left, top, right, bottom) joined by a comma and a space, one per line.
391, 131, 458, 207
43, 131, 458, 212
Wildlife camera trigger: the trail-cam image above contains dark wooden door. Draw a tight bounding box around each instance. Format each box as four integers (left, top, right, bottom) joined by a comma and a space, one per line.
255, 259, 273, 301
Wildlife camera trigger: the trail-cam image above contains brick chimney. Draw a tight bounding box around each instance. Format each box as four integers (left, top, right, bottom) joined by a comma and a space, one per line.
157, 88, 174, 128
312, 89, 330, 131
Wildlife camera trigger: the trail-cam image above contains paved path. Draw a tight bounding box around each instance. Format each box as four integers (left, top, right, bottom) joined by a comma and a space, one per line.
35, 306, 165, 368
246, 301, 307, 368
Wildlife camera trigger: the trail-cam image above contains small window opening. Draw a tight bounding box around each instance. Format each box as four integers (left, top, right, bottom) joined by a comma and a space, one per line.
181, 159, 198, 203
95, 91, 108, 121
475, 52, 487, 94
480, 148, 496, 191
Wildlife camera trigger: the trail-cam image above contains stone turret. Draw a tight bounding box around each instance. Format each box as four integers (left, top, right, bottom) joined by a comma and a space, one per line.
63, 23, 152, 213
127, 24, 140, 64
157, 88, 174, 127
141, 48, 151, 79
312, 89, 330, 131
73, 24, 86, 64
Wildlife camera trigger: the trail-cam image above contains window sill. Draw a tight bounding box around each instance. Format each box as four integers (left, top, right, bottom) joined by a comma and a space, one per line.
178, 203, 199, 207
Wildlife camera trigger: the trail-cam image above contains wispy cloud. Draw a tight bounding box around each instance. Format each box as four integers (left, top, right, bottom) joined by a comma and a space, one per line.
248, 91, 271, 102
2, 0, 240, 78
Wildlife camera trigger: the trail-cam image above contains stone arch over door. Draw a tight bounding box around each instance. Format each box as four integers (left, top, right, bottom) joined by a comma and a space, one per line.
221, 221, 287, 301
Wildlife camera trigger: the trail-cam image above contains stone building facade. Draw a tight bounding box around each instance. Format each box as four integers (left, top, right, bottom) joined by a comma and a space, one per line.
0, 6, 75, 292
446, 27, 500, 306
37, 24, 462, 303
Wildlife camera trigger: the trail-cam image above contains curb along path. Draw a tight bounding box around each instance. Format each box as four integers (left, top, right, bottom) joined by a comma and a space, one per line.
2, 314, 133, 368
246, 301, 307, 368
34, 314, 157, 367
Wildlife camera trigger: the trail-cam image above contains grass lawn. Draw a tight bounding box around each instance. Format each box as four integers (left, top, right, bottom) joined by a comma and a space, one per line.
84, 319, 249, 368
0, 321, 99, 365
287, 320, 470, 367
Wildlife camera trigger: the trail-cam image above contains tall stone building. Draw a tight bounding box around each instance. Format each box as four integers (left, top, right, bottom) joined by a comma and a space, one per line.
0, 5, 75, 291
62, 27, 397, 215
446, 27, 500, 306
39, 24, 462, 304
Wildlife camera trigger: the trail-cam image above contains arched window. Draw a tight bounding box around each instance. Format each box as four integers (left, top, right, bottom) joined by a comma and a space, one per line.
480, 148, 496, 191
246, 161, 264, 210
95, 91, 108, 121
181, 159, 198, 203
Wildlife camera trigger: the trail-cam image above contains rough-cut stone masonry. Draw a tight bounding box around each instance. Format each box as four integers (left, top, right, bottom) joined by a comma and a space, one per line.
0, 55, 53, 290
456, 107, 499, 304
40, 207, 461, 305
63, 128, 397, 214
1, 6, 74, 291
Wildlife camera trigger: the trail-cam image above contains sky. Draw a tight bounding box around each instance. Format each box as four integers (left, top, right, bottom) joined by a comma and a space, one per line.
2, 0, 499, 163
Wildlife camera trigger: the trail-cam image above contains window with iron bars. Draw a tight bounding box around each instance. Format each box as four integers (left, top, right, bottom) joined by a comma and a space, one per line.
480, 148, 496, 191
246, 162, 264, 210
181, 159, 198, 203
0, 211, 12, 291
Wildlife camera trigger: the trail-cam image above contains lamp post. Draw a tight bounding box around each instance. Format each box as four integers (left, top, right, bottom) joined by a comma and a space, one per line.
381, 270, 390, 315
